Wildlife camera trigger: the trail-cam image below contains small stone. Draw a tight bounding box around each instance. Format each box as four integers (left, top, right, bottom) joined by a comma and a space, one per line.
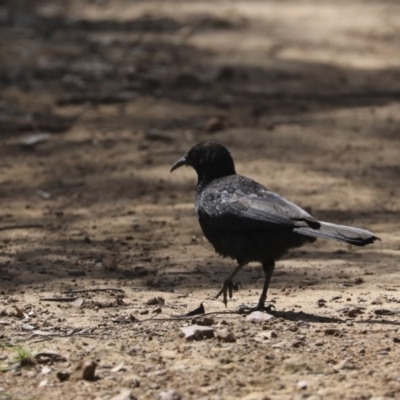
291, 341, 304, 348
374, 309, 395, 316
180, 325, 214, 341
81, 360, 97, 381
240, 393, 271, 400
157, 389, 181, 400
35, 350, 67, 363
146, 297, 165, 306
21, 133, 50, 148
111, 362, 126, 373
216, 329, 236, 343
192, 316, 215, 326
317, 299, 326, 307
72, 297, 84, 308
38, 379, 47, 388
347, 307, 363, 318
110, 389, 132, 400
21, 324, 35, 331
56, 371, 70, 382
246, 311, 276, 324
265, 330, 278, 339
272, 340, 289, 349
333, 358, 355, 371
37, 190, 51, 199
297, 380, 307, 390
324, 328, 341, 336
41, 366, 51, 375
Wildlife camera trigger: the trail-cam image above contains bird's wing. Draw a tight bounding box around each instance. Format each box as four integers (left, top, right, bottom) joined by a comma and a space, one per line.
197, 184, 320, 231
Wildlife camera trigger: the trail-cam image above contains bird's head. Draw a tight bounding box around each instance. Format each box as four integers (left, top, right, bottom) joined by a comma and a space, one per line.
170, 141, 236, 182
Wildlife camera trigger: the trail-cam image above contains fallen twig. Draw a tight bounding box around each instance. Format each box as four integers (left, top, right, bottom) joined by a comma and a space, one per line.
62, 288, 125, 294
138, 310, 240, 323
0, 224, 44, 232
40, 297, 79, 302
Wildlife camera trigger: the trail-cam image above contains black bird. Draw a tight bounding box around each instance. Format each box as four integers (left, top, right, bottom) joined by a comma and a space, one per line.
171, 142, 379, 310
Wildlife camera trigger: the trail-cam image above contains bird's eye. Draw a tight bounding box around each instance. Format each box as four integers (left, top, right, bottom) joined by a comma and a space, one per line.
190, 150, 197, 159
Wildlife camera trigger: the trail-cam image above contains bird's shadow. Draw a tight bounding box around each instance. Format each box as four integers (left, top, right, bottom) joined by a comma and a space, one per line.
269, 309, 343, 323
266, 309, 400, 327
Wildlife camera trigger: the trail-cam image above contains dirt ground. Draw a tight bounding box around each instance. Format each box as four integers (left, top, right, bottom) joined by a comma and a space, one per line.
1, 1, 400, 399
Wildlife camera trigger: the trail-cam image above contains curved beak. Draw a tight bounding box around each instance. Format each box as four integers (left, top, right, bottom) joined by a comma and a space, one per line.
170, 155, 188, 172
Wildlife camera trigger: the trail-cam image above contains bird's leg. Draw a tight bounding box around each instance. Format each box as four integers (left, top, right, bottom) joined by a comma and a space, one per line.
257, 259, 275, 311
238, 259, 275, 314
215, 261, 246, 307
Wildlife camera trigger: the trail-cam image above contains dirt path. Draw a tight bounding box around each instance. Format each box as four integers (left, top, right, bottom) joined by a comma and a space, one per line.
1, 1, 400, 399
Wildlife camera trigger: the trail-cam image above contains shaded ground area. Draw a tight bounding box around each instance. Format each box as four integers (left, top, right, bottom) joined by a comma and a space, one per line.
0, 1, 400, 399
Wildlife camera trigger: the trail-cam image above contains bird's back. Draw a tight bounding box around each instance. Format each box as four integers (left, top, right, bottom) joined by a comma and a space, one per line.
195, 174, 315, 263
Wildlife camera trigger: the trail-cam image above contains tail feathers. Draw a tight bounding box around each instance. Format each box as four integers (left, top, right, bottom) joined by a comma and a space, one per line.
293, 221, 380, 247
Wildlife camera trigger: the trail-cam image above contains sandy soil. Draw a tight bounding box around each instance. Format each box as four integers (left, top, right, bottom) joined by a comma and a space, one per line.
1, 1, 400, 399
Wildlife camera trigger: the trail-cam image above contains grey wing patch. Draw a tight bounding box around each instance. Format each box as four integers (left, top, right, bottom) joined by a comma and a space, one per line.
228, 195, 299, 227
197, 179, 320, 231
225, 192, 320, 229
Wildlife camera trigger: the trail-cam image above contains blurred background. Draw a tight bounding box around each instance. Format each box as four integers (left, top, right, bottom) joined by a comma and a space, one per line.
1, 3, 400, 398
0, 0, 399, 285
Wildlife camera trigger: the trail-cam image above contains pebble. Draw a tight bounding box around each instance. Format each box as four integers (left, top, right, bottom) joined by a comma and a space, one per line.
192, 316, 215, 326
110, 389, 132, 400
240, 393, 270, 400
246, 311, 276, 324
41, 366, 51, 375
157, 389, 181, 400
38, 379, 47, 388
81, 360, 97, 381
317, 299, 326, 307
347, 307, 363, 318
374, 309, 395, 316
324, 328, 341, 336
266, 330, 278, 339
297, 380, 307, 390
146, 297, 165, 306
56, 371, 70, 382
21, 324, 35, 331
216, 329, 236, 343
180, 325, 214, 341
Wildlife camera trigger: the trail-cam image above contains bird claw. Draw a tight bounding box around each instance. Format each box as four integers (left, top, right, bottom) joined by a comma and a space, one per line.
215, 281, 241, 306
237, 302, 276, 314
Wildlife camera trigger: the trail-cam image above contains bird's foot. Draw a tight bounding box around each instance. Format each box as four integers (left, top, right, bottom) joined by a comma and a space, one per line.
237, 302, 276, 315
215, 281, 241, 307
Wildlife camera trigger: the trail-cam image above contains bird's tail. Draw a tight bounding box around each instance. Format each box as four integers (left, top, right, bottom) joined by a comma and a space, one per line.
293, 221, 379, 246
